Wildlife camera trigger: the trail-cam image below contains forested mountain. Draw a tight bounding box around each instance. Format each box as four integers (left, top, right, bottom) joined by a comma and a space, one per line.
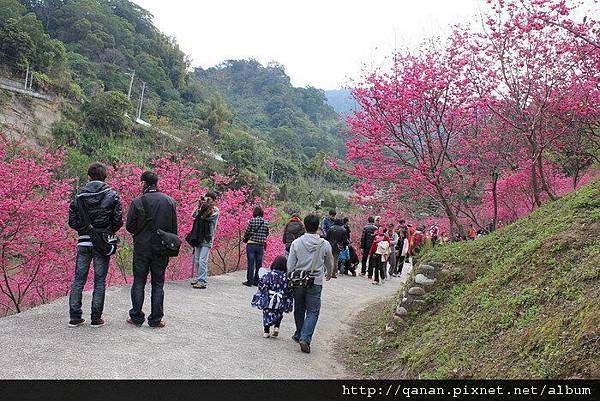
197, 60, 346, 161
0, 0, 352, 209
324, 88, 359, 117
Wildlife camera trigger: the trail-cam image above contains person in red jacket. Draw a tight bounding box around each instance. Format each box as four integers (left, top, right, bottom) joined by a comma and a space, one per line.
367, 228, 390, 285
413, 226, 424, 256
406, 224, 416, 257
467, 224, 477, 240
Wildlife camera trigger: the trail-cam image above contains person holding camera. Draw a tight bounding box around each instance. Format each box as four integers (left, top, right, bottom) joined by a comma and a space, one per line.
67, 162, 123, 328
190, 192, 219, 289
125, 171, 177, 328
287, 214, 334, 354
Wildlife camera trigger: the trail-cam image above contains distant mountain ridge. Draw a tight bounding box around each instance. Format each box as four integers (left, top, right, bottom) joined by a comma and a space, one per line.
324, 88, 360, 117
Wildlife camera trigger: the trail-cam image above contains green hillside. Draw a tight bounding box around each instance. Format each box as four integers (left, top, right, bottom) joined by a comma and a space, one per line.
345, 178, 600, 379
1, 0, 352, 207
197, 60, 345, 160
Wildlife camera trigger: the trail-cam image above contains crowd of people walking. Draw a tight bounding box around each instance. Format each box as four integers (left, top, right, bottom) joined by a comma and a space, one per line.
66, 162, 494, 355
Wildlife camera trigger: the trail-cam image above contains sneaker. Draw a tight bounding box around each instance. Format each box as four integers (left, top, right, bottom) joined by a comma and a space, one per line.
372, 281, 379, 285
90, 319, 105, 328
190, 279, 198, 285
192, 282, 207, 289
351, 271, 357, 277
299, 340, 311, 354
68, 318, 85, 327
272, 327, 279, 337
149, 321, 166, 328
242, 281, 252, 287
263, 332, 271, 338
126, 317, 143, 327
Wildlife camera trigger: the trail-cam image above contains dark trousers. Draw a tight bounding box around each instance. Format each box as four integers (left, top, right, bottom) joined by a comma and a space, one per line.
368, 254, 385, 282
264, 315, 283, 333
360, 249, 369, 274
394, 254, 407, 275
292, 285, 322, 344
69, 246, 110, 321
129, 250, 169, 325
332, 250, 340, 277
246, 243, 264, 285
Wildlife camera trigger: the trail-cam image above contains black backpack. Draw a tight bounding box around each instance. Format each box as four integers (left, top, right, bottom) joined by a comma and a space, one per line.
76, 197, 120, 256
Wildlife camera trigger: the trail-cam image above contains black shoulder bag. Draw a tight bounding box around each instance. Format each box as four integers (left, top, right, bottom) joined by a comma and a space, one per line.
76, 197, 120, 256
141, 195, 181, 257
288, 239, 324, 288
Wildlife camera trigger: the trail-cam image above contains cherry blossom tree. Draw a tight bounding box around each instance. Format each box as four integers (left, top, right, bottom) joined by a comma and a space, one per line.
454, 0, 599, 206
345, 0, 598, 234
0, 138, 74, 314
346, 48, 475, 237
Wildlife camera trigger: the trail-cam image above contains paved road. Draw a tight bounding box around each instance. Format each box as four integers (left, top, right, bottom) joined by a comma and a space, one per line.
1, 267, 408, 379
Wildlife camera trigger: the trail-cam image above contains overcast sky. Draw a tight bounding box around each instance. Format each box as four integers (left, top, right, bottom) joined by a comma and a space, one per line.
129, 0, 531, 89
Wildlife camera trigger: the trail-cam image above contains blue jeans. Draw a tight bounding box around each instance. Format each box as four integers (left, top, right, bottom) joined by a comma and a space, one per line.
129, 250, 169, 326
292, 285, 323, 344
69, 246, 110, 322
192, 246, 210, 284
246, 243, 264, 285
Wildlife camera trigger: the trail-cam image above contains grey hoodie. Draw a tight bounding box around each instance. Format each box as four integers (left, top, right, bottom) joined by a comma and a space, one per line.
287, 233, 334, 286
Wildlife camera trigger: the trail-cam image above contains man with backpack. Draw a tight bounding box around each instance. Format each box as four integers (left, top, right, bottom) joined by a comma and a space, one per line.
287, 214, 334, 354
359, 217, 378, 276
67, 162, 123, 327
320, 209, 337, 237
283, 213, 305, 256
126, 171, 178, 328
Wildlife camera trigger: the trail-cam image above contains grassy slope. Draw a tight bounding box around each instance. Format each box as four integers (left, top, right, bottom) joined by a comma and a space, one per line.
345, 178, 600, 379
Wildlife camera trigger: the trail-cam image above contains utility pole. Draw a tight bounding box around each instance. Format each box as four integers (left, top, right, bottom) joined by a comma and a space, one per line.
24, 64, 29, 89
126, 70, 135, 100
270, 159, 275, 182
136, 81, 146, 120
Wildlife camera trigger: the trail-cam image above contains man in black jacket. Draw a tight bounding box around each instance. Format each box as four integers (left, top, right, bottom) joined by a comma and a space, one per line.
326, 219, 349, 278
67, 162, 123, 327
126, 171, 177, 328
360, 217, 378, 276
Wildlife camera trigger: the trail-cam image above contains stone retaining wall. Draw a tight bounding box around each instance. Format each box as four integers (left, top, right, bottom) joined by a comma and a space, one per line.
385, 261, 450, 333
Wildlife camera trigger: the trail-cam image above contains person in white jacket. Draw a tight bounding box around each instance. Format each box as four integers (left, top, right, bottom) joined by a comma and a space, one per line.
385, 223, 399, 278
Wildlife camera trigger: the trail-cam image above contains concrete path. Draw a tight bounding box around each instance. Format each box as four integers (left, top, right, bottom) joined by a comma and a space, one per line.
1, 267, 409, 379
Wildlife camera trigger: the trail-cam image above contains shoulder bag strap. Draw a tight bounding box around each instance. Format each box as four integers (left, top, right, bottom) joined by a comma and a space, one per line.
309, 239, 324, 275
76, 196, 93, 229
140, 195, 158, 233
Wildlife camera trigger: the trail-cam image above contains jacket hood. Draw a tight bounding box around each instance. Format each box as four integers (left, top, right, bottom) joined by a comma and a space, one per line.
297, 233, 324, 253
79, 181, 111, 195
78, 181, 112, 207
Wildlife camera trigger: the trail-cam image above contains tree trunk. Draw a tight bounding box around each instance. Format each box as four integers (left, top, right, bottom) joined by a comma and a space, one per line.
491, 171, 499, 230
572, 167, 580, 190
537, 154, 557, 201
434, 182, 464, 239
531, 159, 542, 207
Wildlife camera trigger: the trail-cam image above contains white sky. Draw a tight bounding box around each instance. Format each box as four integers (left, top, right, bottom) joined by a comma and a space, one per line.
129, 0, 486, 89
